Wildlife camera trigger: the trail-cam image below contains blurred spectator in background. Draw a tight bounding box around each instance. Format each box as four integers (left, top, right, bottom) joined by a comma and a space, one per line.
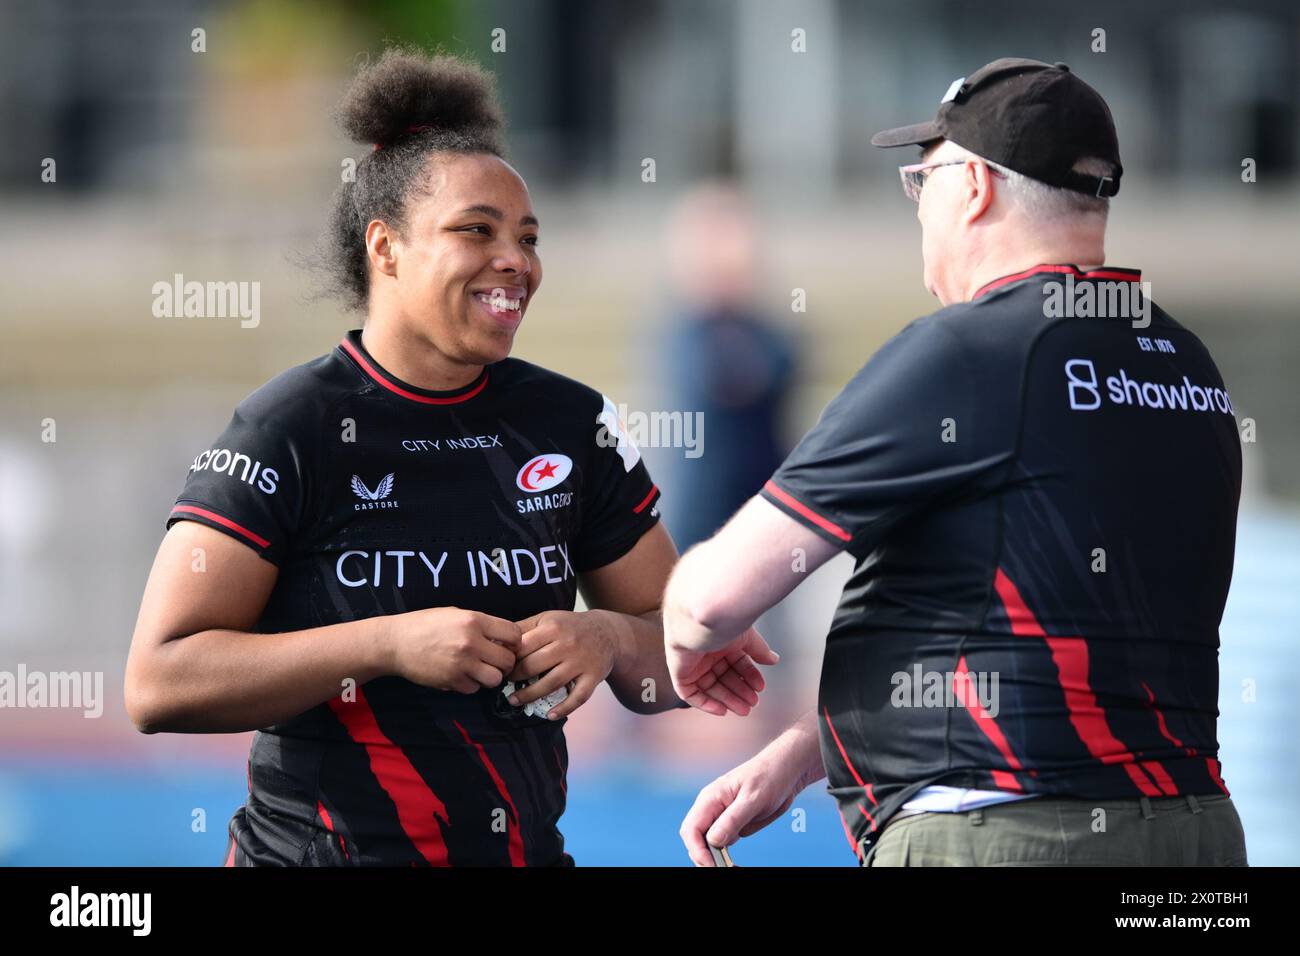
660, 184, 799, 552
644, 184, 807, 740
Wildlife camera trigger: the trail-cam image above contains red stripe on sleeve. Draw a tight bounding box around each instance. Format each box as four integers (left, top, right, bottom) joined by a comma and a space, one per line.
171, 505, 271, 549
632, 484, 659, 514
763, 481, 852, 542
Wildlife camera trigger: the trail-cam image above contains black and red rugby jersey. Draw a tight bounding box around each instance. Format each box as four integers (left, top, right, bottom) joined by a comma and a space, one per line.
166, 329, 662, 866
759, 265, 1242, 859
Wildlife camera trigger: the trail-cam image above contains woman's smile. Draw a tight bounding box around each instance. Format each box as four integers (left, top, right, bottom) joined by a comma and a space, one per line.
470, 284, 527, 330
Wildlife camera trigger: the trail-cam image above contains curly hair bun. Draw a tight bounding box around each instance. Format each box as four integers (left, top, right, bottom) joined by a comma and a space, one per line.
337, 47, 505, 152
316, 48, 509, 311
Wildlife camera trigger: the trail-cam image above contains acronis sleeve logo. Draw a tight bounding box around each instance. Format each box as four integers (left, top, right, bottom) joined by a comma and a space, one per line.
189, 448, 279, 494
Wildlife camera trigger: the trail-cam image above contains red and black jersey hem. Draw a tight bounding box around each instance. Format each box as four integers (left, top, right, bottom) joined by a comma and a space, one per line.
759, 479, 854, 548
337, 330, 491, 407
971, 263, 1142, 301
167, 501, 281, 565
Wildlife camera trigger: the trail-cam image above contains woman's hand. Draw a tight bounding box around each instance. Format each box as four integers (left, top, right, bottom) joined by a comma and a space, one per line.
386, 607, 522, 694
506, 610, 618, 719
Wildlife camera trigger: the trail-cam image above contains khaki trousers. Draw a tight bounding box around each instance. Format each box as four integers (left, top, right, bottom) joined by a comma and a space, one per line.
860, 794, 1248, 866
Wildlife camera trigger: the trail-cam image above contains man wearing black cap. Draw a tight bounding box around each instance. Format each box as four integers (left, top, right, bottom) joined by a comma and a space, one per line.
663, 58, 1248, 866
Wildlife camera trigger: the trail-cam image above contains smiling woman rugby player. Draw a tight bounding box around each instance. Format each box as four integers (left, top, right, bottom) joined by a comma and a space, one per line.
124, 48, 776, 867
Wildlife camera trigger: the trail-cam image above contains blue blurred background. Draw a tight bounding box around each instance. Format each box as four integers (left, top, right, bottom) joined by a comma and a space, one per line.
1, 0, 1297, 865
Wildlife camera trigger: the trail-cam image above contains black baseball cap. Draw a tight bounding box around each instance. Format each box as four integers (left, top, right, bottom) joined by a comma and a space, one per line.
871, 57, 1123, 198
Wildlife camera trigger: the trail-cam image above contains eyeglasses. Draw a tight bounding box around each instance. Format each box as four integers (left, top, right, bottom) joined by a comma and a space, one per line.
897, 159, 1006, 202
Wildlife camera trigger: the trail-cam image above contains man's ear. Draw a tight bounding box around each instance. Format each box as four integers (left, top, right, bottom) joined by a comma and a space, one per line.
961, 160, 996, 225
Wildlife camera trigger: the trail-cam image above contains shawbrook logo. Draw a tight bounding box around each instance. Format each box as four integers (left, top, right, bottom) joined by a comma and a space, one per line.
50, 885, 151, 935
351, 473, 398, 510
1065, 359, 1235, 414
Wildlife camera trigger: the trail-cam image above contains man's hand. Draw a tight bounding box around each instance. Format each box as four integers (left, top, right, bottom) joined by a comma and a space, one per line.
507, 610, 617, 720
666, 626, 780, 717
661, 496, 841, 717
680, 741, 808, 866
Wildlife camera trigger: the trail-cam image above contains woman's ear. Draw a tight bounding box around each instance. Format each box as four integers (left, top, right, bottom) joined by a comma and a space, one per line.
365, 220, 399, 279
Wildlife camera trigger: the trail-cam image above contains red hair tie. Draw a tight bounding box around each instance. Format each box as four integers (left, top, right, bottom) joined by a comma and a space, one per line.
372, 124, 434, 151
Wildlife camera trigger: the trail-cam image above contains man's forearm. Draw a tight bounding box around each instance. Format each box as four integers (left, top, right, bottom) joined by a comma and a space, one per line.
662, 541, 759, 654
594, 608, 685, 713
767, 710, 827, 791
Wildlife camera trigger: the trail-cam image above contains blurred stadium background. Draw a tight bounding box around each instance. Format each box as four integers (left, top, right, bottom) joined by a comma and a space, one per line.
1, 0, 1297, 866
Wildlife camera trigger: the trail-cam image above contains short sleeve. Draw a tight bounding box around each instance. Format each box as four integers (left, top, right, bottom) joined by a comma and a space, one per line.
760, 316, 1015, 559
572, 394, 663, 572
165, 406, 310, 566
